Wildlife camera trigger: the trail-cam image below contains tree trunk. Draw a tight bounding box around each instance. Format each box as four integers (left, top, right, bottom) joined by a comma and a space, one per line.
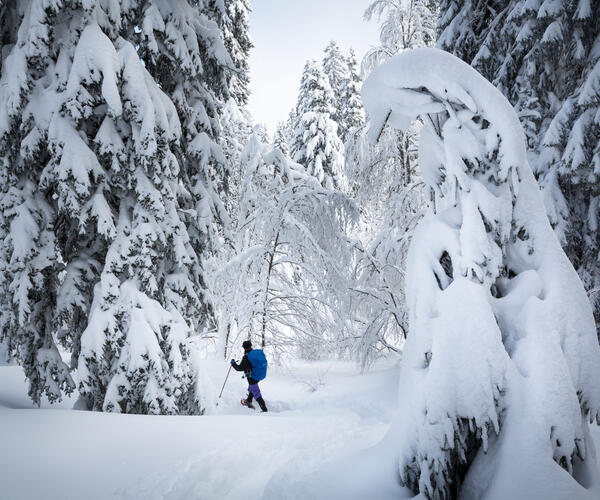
261, 230, 280, 348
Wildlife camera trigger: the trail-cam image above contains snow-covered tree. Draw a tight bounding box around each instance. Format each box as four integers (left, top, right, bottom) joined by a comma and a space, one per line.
0, 0, 76, 404
212, 0, 253, 106
350, 180, 426, 369
58, 18, 204, 414
291, 60, 346, 191
0, 0, 239, 413
252, 123, 270, 144
350, 0, 436, 219
363, 47, 600, 499
211, 135, 358, 359
323, 41, 350, 129
363, 0, 438, 73
341, 49, 366, 143
437, 0, 600, 335
273, 121, 290, 156
219, 98, 253, 219
135, 0, 234, 244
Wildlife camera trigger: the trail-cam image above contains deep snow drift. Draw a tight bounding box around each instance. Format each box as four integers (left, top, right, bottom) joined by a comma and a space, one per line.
0, 358, 406, 500
1, 358, 598, 499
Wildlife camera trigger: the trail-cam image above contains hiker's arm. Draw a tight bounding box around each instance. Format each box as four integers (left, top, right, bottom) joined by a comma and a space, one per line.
231, 355, 251, 372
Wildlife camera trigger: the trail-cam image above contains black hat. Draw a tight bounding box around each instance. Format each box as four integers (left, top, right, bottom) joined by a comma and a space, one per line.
242, 340, 252, 350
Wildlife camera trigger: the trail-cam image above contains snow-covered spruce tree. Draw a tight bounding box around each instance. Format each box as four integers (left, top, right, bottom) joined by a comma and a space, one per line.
437, 0, 600, 335
211, 135, 357, 359
220, 98, 253, 220
133, 0, 238, 335
203, 0, 252, 107
61, 17, 206, 414
291, 60, 346, 191
323, 41, 350, 136
252, 123, 270, 144
273, 121, 290, 156
363, 48, 600, 499
193, 0, 253, 225
341, 49, 365, 143
0, 0, 75, 404
0, 0, 220, 413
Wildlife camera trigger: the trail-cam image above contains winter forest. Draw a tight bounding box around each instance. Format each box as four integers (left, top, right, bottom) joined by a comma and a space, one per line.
1, 0, 600, 499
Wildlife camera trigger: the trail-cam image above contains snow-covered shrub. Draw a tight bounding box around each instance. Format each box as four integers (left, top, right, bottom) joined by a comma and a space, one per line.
363, 47, 600, 499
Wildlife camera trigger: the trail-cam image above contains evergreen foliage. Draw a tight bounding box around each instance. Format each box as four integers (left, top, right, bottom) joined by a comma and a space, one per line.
323, 41, 350, 131
341, 49, 366, 142
273, 121, 290, 156
363, 46, 600, 500
0, 0, 240, 413
437, 0, 600, 334
291, 60, 346, 191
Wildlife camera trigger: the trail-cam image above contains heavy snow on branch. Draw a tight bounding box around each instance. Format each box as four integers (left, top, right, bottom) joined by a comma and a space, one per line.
363, 47, 600, 500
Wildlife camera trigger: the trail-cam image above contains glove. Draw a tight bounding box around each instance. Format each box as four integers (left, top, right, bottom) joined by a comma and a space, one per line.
230, 359, 236, 366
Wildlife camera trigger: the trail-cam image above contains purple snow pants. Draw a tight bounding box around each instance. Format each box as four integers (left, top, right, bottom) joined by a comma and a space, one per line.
248, 383, 262, 399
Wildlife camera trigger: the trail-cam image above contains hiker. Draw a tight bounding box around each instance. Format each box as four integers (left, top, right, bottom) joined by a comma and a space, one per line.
231, 340, 268, 412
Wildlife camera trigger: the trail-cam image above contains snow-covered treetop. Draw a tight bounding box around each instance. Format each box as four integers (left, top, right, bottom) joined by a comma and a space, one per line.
292, 60, 346, 191
364, 47, 528, 186
323, 40, 349, 107
295, 60, 335, 117
363, 0, 438, 73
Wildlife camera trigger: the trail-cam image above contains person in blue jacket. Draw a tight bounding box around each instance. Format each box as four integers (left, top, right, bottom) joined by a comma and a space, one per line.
231, 340, 268, 412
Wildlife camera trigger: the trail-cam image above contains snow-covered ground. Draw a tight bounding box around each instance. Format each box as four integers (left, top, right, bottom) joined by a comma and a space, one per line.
0, 358, 407, 499
1, 358, 599, 500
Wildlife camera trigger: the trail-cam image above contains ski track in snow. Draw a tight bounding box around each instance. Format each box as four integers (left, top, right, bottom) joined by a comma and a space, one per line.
0, 359, 410, 500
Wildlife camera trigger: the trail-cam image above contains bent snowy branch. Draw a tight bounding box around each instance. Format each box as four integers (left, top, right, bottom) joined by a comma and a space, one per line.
362, 47, 600, 499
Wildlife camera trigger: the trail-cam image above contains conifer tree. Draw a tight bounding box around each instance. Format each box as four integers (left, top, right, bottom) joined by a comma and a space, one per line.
341, 49, 365, 142
0, 0, 238, 413
273, 121, 290, 156
363, 46, 600, 500
0, 0, 76, 404
437, 0, 600, 334
133, 0, 237, 332
291, 61, 346, 191
224, 0, 253, 106
323, 41, 350, 131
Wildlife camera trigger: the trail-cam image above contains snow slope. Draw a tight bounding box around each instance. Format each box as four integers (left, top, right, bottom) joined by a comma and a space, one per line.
0, 359, 405, 500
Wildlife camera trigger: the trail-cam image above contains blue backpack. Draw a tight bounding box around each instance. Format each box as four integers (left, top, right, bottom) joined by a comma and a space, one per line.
247, 349, 268, 381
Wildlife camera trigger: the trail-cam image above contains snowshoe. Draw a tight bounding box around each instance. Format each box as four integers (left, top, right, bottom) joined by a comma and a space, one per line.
241, 398, 255, 410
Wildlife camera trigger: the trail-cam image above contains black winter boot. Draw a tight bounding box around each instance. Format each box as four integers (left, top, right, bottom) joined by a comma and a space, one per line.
256, 397, 268, 412
244, 393, 255, 409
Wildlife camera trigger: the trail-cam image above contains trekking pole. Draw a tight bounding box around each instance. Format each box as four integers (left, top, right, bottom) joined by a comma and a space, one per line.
216, 364, 233, 407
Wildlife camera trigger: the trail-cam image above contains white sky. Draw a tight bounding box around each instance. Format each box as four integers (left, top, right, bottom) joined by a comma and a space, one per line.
247, 0, 380, 136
